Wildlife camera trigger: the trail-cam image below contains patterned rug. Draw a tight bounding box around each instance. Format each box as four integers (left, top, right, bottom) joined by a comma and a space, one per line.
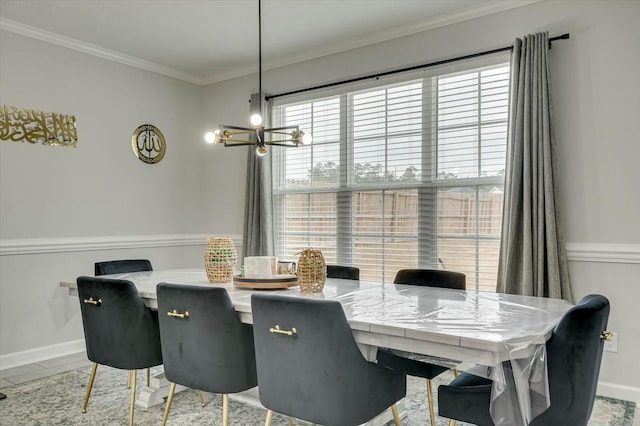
0, 366, 635, 425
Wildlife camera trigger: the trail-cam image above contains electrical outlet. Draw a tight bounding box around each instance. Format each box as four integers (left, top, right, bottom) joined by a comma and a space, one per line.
604, 331, 618, 353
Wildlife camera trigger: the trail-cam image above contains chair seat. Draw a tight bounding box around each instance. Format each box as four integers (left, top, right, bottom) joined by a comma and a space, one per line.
376, 349, 449, 379
438, 372, 494, 426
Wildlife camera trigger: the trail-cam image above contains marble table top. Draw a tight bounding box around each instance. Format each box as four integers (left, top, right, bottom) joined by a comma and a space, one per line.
61, 268, 572, 367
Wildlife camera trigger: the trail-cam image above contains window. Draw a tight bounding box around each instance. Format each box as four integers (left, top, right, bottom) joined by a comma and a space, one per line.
272, 61, 509, 291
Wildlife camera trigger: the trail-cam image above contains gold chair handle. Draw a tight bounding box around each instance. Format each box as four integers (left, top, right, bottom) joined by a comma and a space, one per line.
270, 325, 297, 336
83, 297, 102, 305
601, 330, 613, 341
167, 309, 189, 319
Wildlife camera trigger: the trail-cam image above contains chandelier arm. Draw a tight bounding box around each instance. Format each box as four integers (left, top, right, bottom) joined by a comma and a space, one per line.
265, 125, 300, 132
223, 141, 258, 146
265, 142, 302, 147
219, 125, 255, 132
265, 130, 300, 136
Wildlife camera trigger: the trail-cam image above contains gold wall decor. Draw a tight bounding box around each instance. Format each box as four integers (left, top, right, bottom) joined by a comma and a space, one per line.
131, 124, 166, 164
0, 104, 77, 146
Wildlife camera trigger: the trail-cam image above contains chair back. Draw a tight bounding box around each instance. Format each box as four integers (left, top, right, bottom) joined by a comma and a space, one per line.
326, 264, 360, 280
76, 276, 162, 370
94, 259, 153, 276
394, 268, 466, 289
251, 293, 405, 426
156, 283, 257, 393
531, 294, 610, 425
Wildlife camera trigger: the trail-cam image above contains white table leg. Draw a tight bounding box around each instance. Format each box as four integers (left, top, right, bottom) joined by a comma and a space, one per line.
136, 371, 186, 408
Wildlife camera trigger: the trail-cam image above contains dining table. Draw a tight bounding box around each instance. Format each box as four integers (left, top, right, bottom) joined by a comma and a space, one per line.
60, 268, 572, 426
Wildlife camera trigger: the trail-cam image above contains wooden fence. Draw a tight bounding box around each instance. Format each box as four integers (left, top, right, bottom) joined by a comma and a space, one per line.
279, 190, 503, 290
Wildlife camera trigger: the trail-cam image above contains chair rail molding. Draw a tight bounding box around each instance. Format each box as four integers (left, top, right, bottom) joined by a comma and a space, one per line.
0, 234, 243, 256
566, 243, 640, 264
1, 238, 637, 263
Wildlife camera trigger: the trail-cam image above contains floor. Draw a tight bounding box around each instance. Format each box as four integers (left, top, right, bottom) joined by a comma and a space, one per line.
1, 352, 639, 425
0, 352, 92, 389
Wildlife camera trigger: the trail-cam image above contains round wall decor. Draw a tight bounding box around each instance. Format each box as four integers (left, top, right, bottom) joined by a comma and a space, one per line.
131, 124, 166, 164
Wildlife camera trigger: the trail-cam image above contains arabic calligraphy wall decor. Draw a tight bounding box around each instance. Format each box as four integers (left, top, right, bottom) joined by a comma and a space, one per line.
131, 124, 166, 164
0, 105, 78, 147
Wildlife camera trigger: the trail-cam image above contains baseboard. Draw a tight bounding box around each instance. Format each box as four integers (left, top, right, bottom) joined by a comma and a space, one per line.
597, 381, 640, 406
0, 339, 85, 371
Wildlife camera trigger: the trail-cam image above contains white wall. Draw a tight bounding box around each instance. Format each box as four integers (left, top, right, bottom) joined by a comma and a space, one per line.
1, 0, 638, 403
203, 0, 640, 401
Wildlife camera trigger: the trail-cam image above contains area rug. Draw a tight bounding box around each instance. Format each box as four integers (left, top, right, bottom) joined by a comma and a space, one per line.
0, 366, 635, 425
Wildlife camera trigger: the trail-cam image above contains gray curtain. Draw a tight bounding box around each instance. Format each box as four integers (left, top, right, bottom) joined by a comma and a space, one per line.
496, 32, 573, 302
242, 102, 275, 259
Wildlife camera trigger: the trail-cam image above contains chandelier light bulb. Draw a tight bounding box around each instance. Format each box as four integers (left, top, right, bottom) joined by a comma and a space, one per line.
204, 131, 216, 144
302, 132, 313, 145
256, 145, 268, 156
250, 113, 263, 127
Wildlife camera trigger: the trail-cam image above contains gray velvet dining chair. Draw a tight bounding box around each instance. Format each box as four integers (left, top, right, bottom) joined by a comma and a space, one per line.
376, 268, 466, 426
437, 294, 611, 426
156, 283, 258, 426
251, 293, 406, 426
76, 276, 163, 426
94, 258, 154, 388
326, 264, 360, 280
94, 259, 153, 276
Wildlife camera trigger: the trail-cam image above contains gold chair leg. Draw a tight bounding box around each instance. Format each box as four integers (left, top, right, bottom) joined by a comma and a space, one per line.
162, 382, 177, 426
288, 417, 296, 425
454, 368, 459, 377
199, 390, 206, 407
128, 370, 136, 426
82, 362, 98, 414
127, 369, 131, 389
222, 394, 229, 426
449, 420, 456, 426
264, 409, 274, 426
146, 368, 150, 386
391, 403, 401, 426
427, 378, 436, 426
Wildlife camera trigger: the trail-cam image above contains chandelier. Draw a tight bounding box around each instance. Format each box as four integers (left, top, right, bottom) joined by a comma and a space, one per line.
204, 0, 311, 156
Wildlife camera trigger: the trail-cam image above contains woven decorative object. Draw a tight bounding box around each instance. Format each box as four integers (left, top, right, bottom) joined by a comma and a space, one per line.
296, 248, 327, 293
204, 237, 237, 283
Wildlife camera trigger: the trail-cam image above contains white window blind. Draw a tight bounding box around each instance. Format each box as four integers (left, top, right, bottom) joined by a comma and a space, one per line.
272, 61, 509, 291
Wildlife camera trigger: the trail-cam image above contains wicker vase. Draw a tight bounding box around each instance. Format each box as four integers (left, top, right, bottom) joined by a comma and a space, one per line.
296, 248, 327, 293
204, 237, 237, 283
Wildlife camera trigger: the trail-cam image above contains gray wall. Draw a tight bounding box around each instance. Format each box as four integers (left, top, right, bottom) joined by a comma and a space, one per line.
202, 0, 640, 402
1, 0, 638, 403
0, 31, 214, 361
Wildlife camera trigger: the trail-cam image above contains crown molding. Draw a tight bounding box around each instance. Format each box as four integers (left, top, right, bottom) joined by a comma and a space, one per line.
0, 17, 206, 86
0, 234, 242, 256
3, 2, 541, 87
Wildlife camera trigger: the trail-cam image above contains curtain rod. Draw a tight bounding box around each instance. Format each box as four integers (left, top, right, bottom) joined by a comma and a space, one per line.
266, 33, 569, 101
